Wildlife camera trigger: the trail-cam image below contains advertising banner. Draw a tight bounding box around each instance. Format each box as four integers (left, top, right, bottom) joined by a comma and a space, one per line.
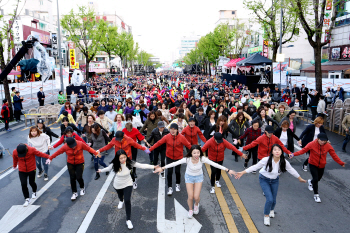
273, 62, 288, 85
69, 49, 76, 67
55, 68, 69, 89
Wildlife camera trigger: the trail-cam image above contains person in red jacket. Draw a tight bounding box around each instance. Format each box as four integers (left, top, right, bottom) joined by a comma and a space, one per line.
13, 144, 50, 206
181, 117, 207, 146
290, 133, 345, 203
149, 123, 191, 195
48, 137, 99, 201
50, 126, 86, 149
1, 99, 11, 132
243, 126, 291, 160
202, 132, 246, 194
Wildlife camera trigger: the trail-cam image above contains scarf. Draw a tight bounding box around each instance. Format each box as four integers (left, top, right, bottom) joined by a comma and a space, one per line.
134, 109, 141, 114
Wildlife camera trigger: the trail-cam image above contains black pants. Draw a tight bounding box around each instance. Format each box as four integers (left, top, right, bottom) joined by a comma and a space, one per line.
166, 157, 181, 188
309, 164, 325, 194
3, 117, 9, 130
231, 141, 241, 157
115, 186, 133, 220
39, 100, 44, 106
153, 148, 166, 167
302, 99, 307, 110
19, 170, 37, 199
14, 110, 21, 121
210, 160, 223, 186
131, 147, 138, 176
311, 107, 317, 120
67, 163, 84, 193
303, 152, 310, 166
245, 147, 258, 165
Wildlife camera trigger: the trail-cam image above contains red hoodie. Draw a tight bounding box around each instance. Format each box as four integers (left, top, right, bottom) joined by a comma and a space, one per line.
122, 128, 145, 142
293, 140, 344, 168
99, 135, 146, 158
13, 145, 50, 172
149, 133, 191, 160
181, 125, 206, 145
1, 103, 10, 118
50, 141, 97, 165
202, 137, 243, 162
243, 134, 291, 160
53, 132, 86, 148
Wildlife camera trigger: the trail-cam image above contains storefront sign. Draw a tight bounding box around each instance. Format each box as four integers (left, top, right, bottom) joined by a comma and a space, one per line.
90, 62, 106, 69
31, 31, 50, 44
13, 20, 23, 44
69, 49, 76, 67
322, 0, 333, 43
248, 46, 263, 54
71, 62, 79, 69
263, 40, 269, 58
51, 33, 58, 57
68, 42, 75, 49
330, 45, 350, 60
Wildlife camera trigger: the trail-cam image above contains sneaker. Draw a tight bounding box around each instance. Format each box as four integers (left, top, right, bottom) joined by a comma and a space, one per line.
44, 174, 48, 181
7, 129, 12, 132
71, 192, 78, 201
264, 216, 270, 226
95, 172, 100, 180
194, 204, 200, 214
342, 149, 346, 153
37, 170, 44, 178
32, 192, 37, 199
161, 172, 165, 179
167, 187, 173, 196
80, 188, 85, 196
314, 194, 321, 203
252, 171, 256, 174
106, 172, 110, 176
188, 210, 193, 219
308, 179, 313, 191
215, 181, 221, 188
210, 187, 215, 194
118, 201, 124, 209
126, 220, 133, 229
269, 210, 275, 218
23, 198, 30, 207
243, 163, 248, 169
176, 184, 181, 192
133, 182, 138, 189
302, 165, 308, 172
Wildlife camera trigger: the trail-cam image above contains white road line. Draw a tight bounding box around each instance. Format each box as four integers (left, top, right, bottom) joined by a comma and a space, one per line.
76, 171, 115, 233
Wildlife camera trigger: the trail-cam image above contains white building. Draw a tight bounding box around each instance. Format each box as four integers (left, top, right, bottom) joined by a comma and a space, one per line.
179, 35, 200, 58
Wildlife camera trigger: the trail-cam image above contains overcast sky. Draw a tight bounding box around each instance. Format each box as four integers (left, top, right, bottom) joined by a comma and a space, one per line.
44, 0, 250, 64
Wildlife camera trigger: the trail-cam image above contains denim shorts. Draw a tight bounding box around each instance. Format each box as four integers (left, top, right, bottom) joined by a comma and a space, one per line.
185, 173, 204, 184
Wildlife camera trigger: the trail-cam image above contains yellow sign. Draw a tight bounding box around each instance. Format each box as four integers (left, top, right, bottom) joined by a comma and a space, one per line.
71, 62, 79, 69
69, 49, 76, 67
35, 73, 40, 78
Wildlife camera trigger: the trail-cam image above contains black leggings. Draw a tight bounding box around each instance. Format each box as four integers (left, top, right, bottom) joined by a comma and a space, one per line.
131, 147, 138, 176
153, 149, 166, 167
166, 157, 181, 188
115, 186, 133, 220
210, 160, 223, 186
67, 163, 84, 193
303, 152, 310, 166
309, 164, 325, 194
245, 147, 258, 165
19, 170, 37, 199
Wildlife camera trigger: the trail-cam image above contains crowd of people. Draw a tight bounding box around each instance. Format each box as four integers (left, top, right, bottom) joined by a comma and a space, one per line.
8, 72, 347, 229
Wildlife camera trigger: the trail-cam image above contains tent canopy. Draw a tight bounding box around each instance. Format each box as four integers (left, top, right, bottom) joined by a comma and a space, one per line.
236, 53, 272, 66
224, 57, 246, 67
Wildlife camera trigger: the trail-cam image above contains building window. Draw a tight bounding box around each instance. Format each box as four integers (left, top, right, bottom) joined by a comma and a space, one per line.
232, 11, 235, 15
39, 0, 43, 5
336, 0, 350, 27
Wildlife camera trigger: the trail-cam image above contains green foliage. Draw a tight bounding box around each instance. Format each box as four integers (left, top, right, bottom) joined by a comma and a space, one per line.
114, 31, 134, 66
137, 50, 153, 66
99, 21, 119, 58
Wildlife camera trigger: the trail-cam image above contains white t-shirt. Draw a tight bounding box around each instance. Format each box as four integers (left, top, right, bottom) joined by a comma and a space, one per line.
280, 131, 288, 146
27, 133, 50, 153
313, 127, 320, 140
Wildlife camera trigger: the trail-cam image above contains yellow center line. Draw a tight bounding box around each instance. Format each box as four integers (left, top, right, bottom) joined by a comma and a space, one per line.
21, 127, 30, 131
221, 171, 259, 233
204, 164, 239, 233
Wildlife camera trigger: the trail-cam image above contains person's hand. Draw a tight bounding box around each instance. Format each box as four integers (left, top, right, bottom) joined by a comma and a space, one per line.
289, 154, 294, 159
13, 166, 17, 170
95, 153, 101, 158
241, 154, 247, 159
153, 167, 163, 174
233, 139, 238, 145
234, 171, 244, 180
82, 134, 86, 137
87, 143, 91, 146
45, 159, 51, 165
227, 170, 236, 177
97, 169, 102, 173
144, 148, 151, 154
342, 162, 346, 168
96, 150, 100, 154
48, 146, 53, 150
298, 177, 306, 183
238, 139, 241, 144
298, 140, 302, 146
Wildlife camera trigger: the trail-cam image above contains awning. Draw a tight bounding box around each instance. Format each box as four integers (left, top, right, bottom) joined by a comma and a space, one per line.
224, 58, 246, 67
91, 68, 109, 73
301, 65, 350, 73
224, 59, 235, 67
0, 69, 21, 75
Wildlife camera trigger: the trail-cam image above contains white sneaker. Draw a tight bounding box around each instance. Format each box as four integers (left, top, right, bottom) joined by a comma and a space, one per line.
37, 170, 44, 178
269, 210, 275, 218
80, 188, 85, 196
194, 204, 200, 214
314, 194, 321, 203
302, 165, 308, 172
188, 210, 193, 219
23, 198, 30, 207
210, 187, 215, 194
71, 192, 78, 201
133, 182, 138, 189
263, 192, 265, 196
215, 181, 221, 188
308, 179, 313, 191
175, 184, 181, 192
126, 220, 133, 229
118, 201, 124, 209
167, 187, 173, 196
44, 174, 48, 181
264, 216, 270, 226
32, 192, 37, 199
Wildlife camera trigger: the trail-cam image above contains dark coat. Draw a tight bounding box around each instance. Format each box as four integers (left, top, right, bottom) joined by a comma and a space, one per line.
228, 119, 250, 139
41, 125, 59, 143
203, 117, 217, 139
37, 91, 45, 102
194, 113, 207, 130
147, 127, 170, 149
13, 95, 23, 111
299, 124, 326, 147
274, 128, 300, 152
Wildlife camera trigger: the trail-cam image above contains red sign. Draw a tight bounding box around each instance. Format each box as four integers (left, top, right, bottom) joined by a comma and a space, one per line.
121, 21, 125, 29
68, 42, 75, 49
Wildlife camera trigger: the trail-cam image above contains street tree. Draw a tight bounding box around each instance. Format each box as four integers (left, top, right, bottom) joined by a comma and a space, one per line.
127, 42, 139, 75
61, 6, 106, 80
114, 31, 133, 76
230, 19, 250, 58
99, 20, 119, 73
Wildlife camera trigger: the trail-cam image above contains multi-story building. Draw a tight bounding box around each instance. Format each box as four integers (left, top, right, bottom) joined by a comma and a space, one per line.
178, 36, 200, 58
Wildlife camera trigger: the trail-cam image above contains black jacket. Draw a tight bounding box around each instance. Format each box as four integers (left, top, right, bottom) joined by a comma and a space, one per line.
215, 108, 230, 120
147, 127, 170, 149
60, 123, 82, 136
37, 91, 45, 102
252, 115, 279, 127
228, 119, 250, 139
247, 105, 257, 116
299, 124, 326, 147
300, 87, 308, 102
208, 124, 235, 139
274, 128, 300, 152
203, 118, 217, 139
41, 126, 59, 143
194, 113, 207, 130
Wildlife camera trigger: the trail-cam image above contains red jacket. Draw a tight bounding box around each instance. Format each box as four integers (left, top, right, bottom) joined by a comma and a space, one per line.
233, 88, 240, 94
1, 103, 10, 118
181, 125, 206, 145
50, 141, 97, 165
169, 107, 177, 114
88, 90, 96, 98
122, 128, 145, 142
293, 140, 344, 168
243, 134, 291, 160
149, 133, 191, 160
53, 133, 86, 148
13, 145, 50, 172
99, 135, 146, 159
202, 137, 243, 162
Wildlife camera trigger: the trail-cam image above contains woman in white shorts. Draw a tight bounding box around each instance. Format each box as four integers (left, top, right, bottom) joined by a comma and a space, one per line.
154, 144, 235, 218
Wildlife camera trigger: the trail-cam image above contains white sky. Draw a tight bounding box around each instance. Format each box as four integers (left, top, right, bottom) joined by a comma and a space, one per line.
53, 0, 251, 64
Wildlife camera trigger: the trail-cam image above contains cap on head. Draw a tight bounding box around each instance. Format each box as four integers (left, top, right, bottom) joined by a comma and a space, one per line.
115, 131, 124, 141
188, 117, 195, 122
17, 144, 27, 158
37, 119, 44, 124
66, 137, 77, 148
170, 123, 178, 130
108, 106, 113, 111
317, 133, 328, 141
265, 125, 275, 133
214, 132, 223, 143
158, 121, 165, 128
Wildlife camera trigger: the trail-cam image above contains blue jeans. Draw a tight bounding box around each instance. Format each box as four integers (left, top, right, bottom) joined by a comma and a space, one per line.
77, 124, 82, 136
198, 134, 204, 147
342, 133, 350, 150
36, 151, 49, 174
259, 174, 279, 215
94, 156, 107, 171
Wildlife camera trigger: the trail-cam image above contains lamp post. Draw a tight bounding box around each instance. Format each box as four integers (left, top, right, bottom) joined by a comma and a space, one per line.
56, 0, 64, 92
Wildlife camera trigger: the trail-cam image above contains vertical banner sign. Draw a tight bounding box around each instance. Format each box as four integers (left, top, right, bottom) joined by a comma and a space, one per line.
323, 0, 333, 43
13, 20, 23, 44
69, 49, 76, 68
51, 33, 58, 57
263, 40, 269, 58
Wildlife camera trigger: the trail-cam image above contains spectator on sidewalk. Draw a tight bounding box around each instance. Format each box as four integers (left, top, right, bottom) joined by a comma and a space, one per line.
331, 86, 344, 102
317, 95, 326, 118
11, 87, 16, 103
1, 99, 11, 132
13, 91, 24, 122
341, 114, 350, 152
37, 87, 45, 106
58, 91, 65, 104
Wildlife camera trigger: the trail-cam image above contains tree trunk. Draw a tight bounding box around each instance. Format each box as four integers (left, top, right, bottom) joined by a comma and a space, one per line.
272, 44, 278, 62
109, 54, 112, 74
209, 63, 211, 76
85, 55, 89, 80
314, 45, 323, 94
0, 44, 14, 120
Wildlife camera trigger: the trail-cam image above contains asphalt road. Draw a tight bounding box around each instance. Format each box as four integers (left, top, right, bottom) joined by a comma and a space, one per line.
0, 119, 349, 233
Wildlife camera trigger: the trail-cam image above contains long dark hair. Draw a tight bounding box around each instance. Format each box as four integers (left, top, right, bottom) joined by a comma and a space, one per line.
265, 144, 286, 173
185, 145, 204, 161
111, 149, 135, 172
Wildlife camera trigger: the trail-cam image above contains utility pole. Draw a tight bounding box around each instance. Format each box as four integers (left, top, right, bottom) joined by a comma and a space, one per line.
279, 0, 283, 88
56, 0, 64, 93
